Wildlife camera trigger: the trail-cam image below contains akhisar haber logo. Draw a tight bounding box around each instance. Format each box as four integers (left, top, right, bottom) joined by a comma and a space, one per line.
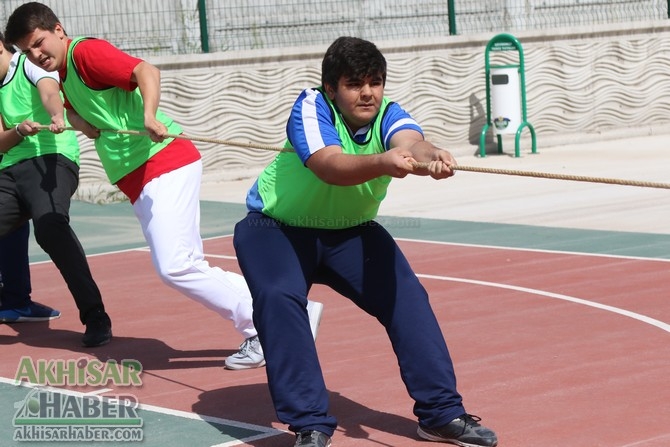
14, 356, 143, 387
13, 388, 143, 442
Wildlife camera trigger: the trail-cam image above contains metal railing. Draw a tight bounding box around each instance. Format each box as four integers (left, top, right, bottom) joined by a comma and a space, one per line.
1, 0, 667, 57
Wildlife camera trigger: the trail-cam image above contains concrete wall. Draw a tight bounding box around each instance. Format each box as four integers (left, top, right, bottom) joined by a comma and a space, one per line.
74, 21, 670, 202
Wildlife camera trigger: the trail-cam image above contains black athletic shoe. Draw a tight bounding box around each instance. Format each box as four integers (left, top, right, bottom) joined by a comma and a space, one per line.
294, 430, 332, 447
82, 310, 112, 347
417, 414, 498, 446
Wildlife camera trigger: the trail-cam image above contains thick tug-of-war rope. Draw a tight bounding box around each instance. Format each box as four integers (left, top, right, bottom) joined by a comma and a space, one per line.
36, 126, 670, 190
410, 162, 670, 190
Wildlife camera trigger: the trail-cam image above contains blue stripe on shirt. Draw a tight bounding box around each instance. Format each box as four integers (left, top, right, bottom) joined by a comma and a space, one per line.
246, 88, 425, 212
287, 89, 341, 163
287, 88, 423, 164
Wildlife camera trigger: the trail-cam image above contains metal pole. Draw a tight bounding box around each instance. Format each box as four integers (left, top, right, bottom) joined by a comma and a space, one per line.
447, 0, 457, 35
198, 0, 210, 53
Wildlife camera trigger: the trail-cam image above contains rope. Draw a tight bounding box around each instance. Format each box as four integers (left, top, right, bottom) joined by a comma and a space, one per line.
416, 163, 670, 190
36, 125, 670, 190
36, 125, 290, 152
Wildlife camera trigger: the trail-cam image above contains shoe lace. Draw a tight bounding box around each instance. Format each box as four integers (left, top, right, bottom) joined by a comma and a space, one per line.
461, 413, 482, 426
296, 431, 318, 446
460, 414, 482, 429
237, 336, 257, 355
296, 431, 308, 445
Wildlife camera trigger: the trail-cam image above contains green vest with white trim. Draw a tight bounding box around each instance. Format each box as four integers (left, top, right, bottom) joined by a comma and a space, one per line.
257, 93, 393, 229
0, 54, 79, 169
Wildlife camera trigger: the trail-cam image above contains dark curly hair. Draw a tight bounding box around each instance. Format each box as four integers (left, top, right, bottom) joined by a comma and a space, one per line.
321, 37, 387, 90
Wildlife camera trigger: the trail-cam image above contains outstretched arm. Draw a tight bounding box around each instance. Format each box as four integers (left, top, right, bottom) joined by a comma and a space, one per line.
36, 77, 66, 133
0, 77, 66, 152
306, 144, 417, 186
306, 129, 456, 186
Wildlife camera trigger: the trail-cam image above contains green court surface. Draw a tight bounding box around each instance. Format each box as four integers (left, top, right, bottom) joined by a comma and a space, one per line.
0, 380, 275, 447
27, 200, 670, 262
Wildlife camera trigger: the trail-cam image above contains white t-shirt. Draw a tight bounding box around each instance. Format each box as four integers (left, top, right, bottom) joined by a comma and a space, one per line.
3, 52, 59, 87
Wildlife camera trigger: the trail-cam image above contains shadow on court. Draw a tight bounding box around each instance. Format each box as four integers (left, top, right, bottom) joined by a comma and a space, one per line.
194, 385, 419, 446
0, 323, 235, 371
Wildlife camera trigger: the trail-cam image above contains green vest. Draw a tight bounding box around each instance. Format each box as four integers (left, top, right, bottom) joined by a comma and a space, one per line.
0, 54, 79, 170
62, 37, 182, 184
257, 92, 392, 229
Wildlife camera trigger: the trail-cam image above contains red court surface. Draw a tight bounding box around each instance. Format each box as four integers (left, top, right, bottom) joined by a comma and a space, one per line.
1, 236, 669, 446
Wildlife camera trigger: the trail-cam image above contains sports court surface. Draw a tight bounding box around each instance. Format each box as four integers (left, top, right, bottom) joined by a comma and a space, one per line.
1, 135, 669, 446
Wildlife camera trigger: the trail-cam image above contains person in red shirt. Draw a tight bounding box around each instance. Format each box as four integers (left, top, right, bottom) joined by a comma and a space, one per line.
5, 2, 324, 369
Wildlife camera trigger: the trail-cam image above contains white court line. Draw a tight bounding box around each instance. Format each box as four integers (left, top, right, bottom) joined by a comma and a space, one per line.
12, 234, 670, 446
164, 235, 670, 334
396, 237, 670, 263
206, 234, 670, 263
418, 273, 670, 333
29, 246, 153, 265
28, 234, 670, 266
203, 236, 670, 265
0, 377, 282, 444
0, 378, 113, 397
28, 235, 669, 334
619, 435, 670, 447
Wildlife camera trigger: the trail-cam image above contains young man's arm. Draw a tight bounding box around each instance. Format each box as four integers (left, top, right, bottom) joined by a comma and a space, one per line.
35, 77, 66, 133
0, 115, 31, 153
292, 90, 417, 186
306, 129, 455, 184
66, 108, 100, 139
70, 39, 167, 141
306, 144, 417, 186
131, 61, 168, 142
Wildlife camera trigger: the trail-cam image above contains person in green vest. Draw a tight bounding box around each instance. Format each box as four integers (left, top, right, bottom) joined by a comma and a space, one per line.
0, 32, 110, 346
5, 2, 323, 369
232, 37, 499, 447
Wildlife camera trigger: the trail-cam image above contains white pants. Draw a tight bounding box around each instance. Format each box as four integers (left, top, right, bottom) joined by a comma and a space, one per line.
131, 159, 256, 338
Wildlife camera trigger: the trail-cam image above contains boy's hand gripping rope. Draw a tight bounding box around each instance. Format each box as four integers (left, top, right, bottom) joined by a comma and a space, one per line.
37, 126, 670, 190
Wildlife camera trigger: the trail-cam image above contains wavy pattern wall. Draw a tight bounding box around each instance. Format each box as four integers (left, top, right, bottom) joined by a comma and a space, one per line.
75, 23, 670, 201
